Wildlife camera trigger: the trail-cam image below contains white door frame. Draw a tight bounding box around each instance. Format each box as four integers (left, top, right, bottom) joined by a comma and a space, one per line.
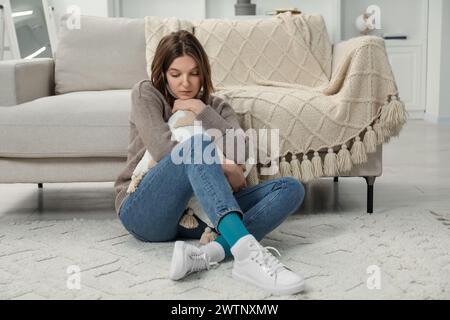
42, 0, 58, 55
0, 2, 4, 59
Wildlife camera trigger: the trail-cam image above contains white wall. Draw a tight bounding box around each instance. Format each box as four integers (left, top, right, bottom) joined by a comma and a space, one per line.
439, 0, 450, 119
48, 0, 109, 27
426, 0, 442, 121
426, 0, 450, 122
120, 0, 205, 20
52, 0, 109, 17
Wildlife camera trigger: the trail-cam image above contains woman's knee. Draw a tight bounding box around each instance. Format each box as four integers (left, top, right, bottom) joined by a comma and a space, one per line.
121, 214, 177, 242
187, 133, 219, 163
171, 133, 217, 165
279, 177, 305, 213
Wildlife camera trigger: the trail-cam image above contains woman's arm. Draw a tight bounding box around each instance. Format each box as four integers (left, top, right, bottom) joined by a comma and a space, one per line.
131, 81, 178, 162
172, 95, 243, 138
196, 96, 249, 165
195, 97, 241, 135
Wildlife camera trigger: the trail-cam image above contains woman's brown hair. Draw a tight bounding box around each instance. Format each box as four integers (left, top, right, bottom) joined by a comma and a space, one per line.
150, 30, 214, 108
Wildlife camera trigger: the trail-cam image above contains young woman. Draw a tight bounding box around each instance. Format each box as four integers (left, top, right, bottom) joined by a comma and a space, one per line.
114, 30, 306, 295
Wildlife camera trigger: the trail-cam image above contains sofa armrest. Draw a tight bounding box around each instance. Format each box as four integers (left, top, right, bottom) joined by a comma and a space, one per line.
0, 58, 55, 106
331, 36, 385, 76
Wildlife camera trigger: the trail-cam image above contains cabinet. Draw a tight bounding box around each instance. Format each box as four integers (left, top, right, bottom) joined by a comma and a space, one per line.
385, 41, 427, 119
341, 0, 428, 119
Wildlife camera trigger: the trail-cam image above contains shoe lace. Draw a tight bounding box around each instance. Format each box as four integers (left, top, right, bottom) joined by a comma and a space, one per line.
249, 243, 285, 278
190, 252, 218, 273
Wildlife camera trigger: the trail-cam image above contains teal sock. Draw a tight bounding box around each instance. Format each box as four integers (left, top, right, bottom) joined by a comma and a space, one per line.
214, 235, 231, 257
214, 212, 250, 256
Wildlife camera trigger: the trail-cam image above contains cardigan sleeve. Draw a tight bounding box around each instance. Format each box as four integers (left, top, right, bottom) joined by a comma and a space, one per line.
195, 96, 249, 165
195, 96, 241, 134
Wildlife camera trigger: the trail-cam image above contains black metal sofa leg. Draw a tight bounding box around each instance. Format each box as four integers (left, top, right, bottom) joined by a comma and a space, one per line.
38, 183, 43, 189
364, 177, 376, 214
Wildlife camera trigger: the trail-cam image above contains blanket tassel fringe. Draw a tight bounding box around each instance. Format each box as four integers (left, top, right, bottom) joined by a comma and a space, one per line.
380, 95, 408, 133
260, 94, 407, 183
337, 144, 352, 173
300, 155, 315, 183
324, 148, 339, 176
280, 157, 293, 177
312, 152, 323, 177
290, 155, 302, 181
179, 208, 199, 229
199, 227, 218, 245
126, 173, 143, 194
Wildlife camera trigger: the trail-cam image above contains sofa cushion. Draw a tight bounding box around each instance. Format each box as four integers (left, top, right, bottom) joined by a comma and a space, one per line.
55, 15, 148, 94
192, 12, 330, 88
0, 90, 130, 158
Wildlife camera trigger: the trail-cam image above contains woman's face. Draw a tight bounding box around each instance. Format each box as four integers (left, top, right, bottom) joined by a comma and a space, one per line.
166, 55, 201, 100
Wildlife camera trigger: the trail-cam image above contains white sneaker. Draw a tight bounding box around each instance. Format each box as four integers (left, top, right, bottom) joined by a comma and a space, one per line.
231, 235, 305, 295
169, 241, 217, 280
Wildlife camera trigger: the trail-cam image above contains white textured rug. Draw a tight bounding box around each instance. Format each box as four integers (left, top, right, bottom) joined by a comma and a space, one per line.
1, 208, 449, 300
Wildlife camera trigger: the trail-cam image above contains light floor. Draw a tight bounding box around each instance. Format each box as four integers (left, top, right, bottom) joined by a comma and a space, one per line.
0, 120, 449, 299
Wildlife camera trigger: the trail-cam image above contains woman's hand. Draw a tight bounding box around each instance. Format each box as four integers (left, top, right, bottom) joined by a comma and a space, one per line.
172, 99, 206, 115
221, 159, 247, 193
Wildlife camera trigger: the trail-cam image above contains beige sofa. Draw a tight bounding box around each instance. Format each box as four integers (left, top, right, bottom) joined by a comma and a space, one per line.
0, 15, 382, 214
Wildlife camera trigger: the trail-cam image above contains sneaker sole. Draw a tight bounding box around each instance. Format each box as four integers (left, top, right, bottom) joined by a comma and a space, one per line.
232, 269, 305, 296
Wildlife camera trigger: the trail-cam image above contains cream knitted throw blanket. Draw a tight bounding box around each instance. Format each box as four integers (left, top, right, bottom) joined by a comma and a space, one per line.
144, 12, 407, 186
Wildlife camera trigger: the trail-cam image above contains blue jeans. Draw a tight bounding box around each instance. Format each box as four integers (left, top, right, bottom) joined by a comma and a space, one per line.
119, 134, 305, 242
